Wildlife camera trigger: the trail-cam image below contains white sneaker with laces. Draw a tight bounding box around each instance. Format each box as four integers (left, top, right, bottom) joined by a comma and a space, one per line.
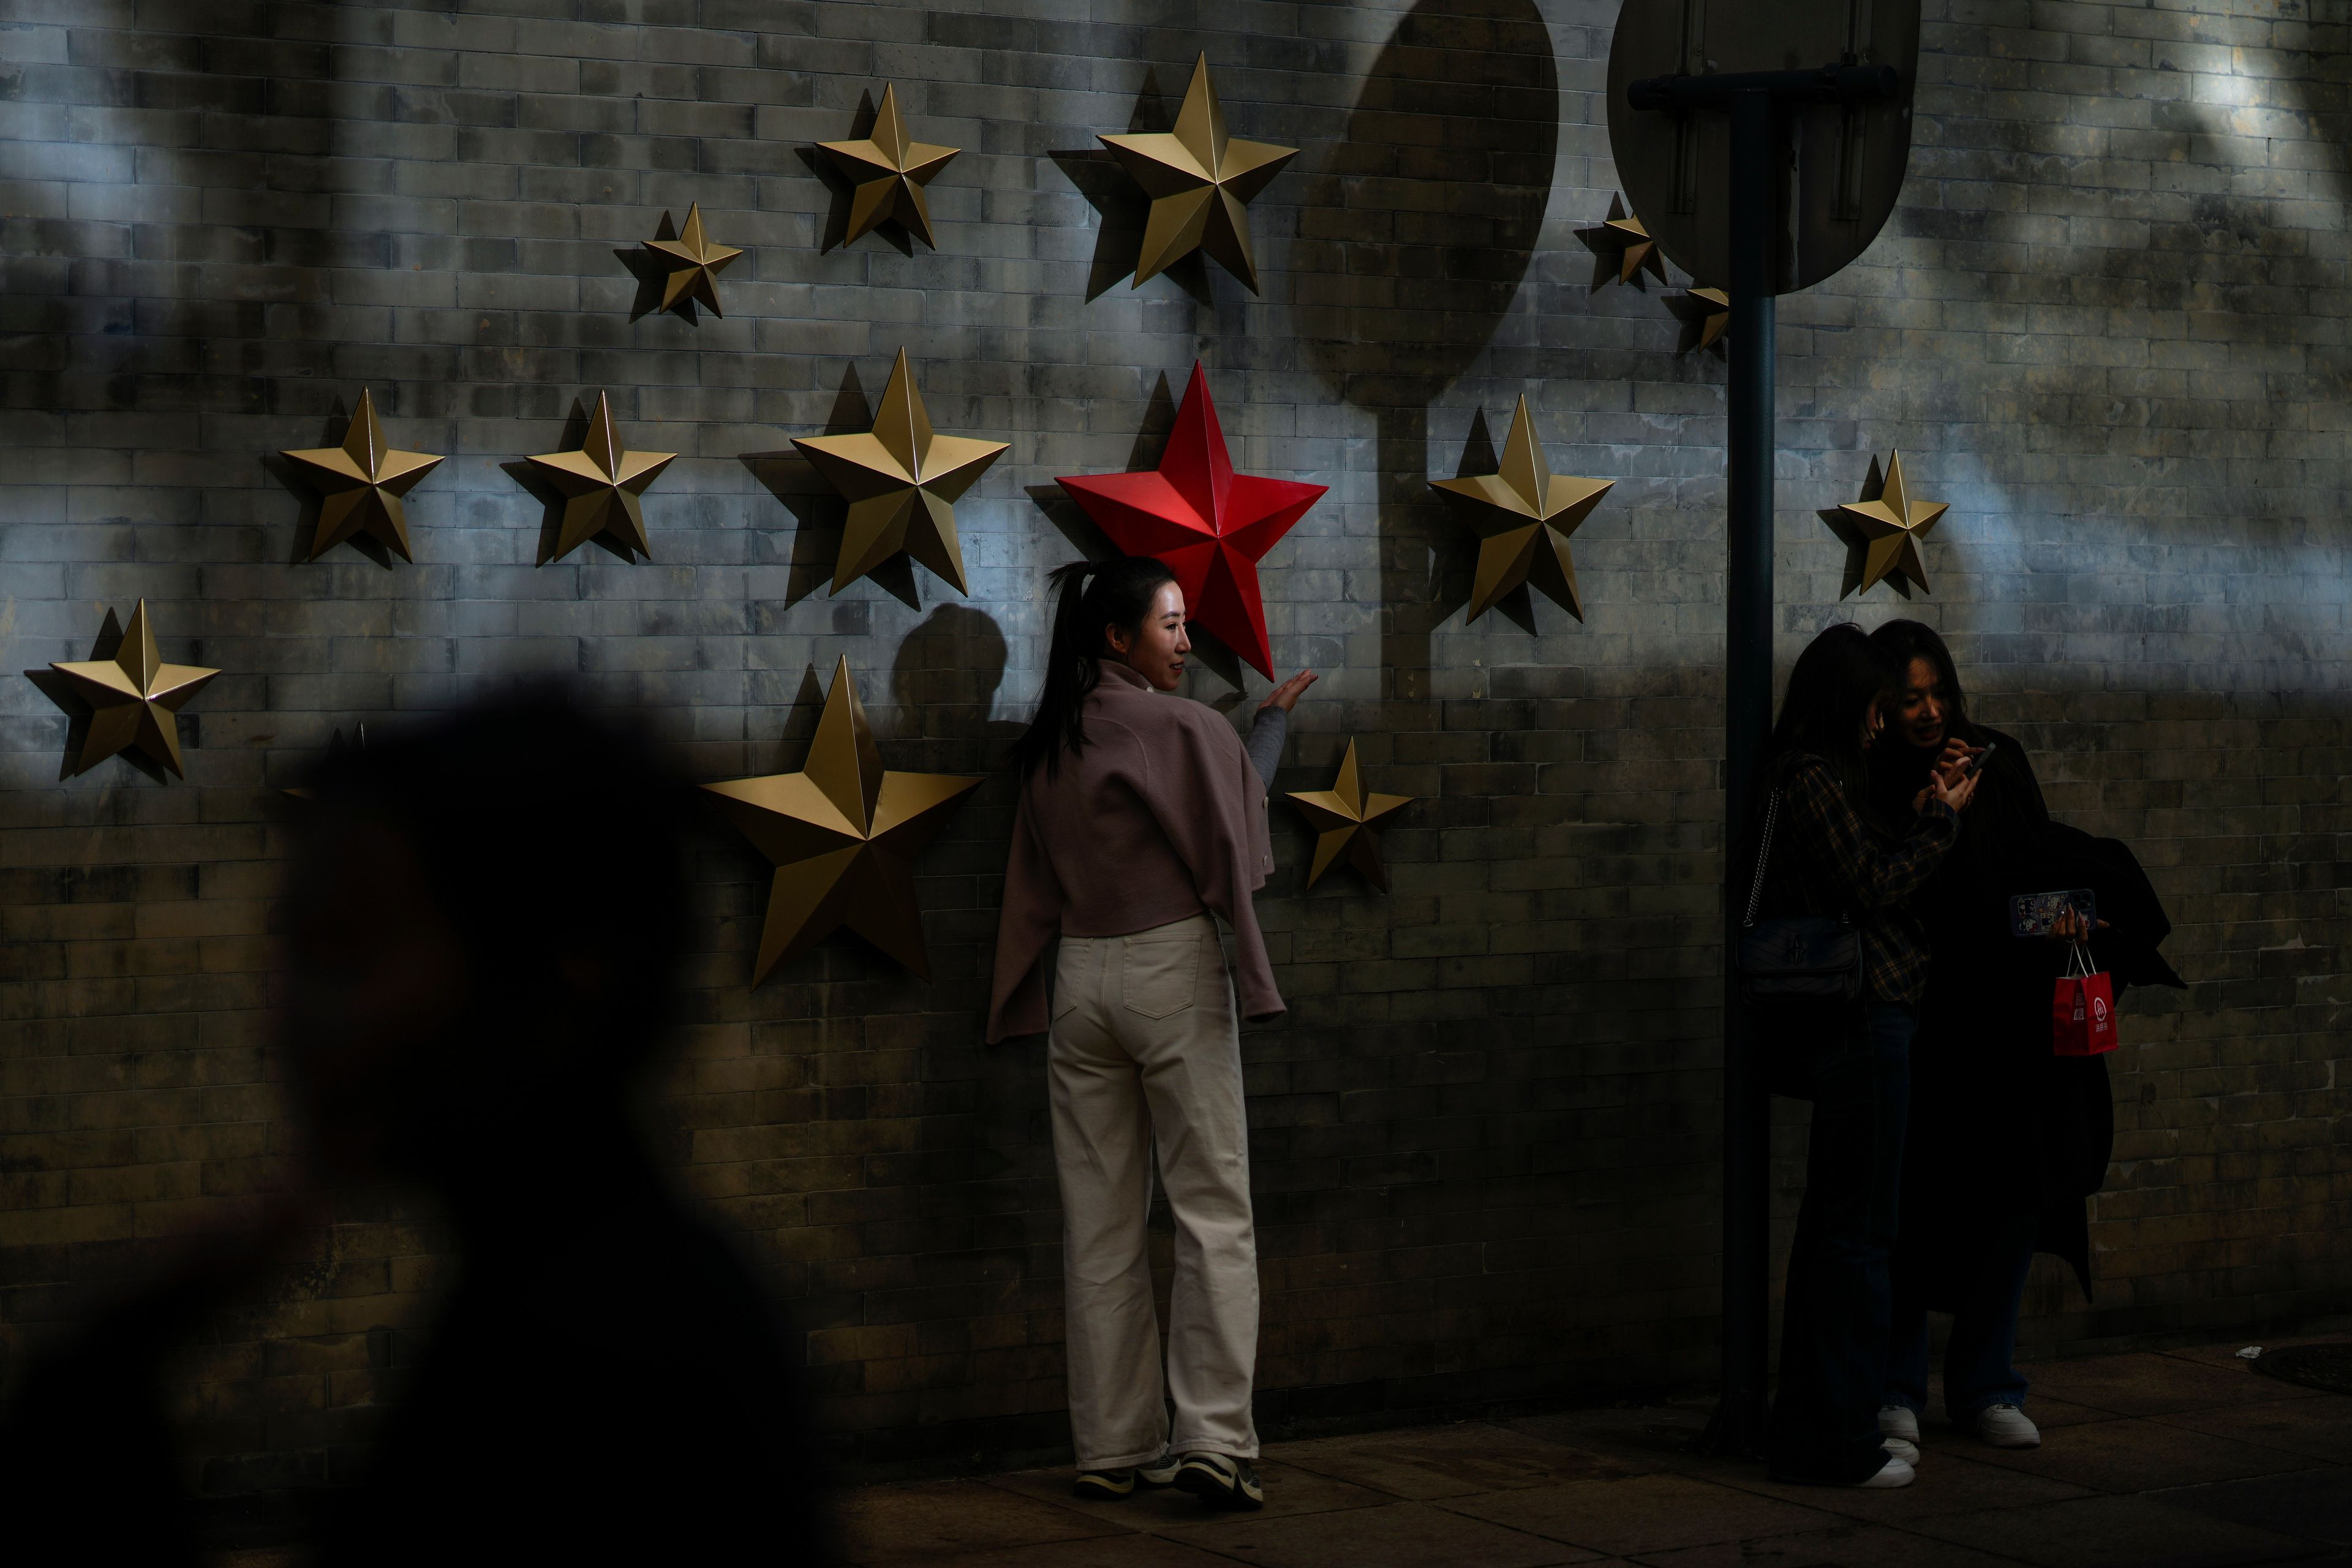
1856, 1454, 1916, 1488
1976, 1403, 2040, 1449
1882, 1436, 1919, 1464
1879, 1404, 1920, 1444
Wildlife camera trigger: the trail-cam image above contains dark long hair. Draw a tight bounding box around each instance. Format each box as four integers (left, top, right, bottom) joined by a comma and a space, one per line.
1758, 622, 1899, 805
1012, 556, 1178, 778
1868, 619, 1977, 744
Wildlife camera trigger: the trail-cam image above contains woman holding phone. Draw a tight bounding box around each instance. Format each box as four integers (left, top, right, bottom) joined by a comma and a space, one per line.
1866, 621, 2179, 1455
988, 556, 1314, 1512
1747, 624, 1976, 1488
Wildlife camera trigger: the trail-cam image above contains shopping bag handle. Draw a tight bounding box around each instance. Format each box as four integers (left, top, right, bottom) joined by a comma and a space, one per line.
2064, 940, 2095, 980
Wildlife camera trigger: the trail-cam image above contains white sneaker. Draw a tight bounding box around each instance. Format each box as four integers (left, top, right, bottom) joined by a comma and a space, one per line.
1975, 1403, 2040, 1449
1882, 1437, 1919, 1464
1879, 1404, 1921, 1444
1856, 1455, 1916, 1488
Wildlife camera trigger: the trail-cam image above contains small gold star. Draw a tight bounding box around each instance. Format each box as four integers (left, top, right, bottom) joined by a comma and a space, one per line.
701, 657, 982, 983
641, 202, 742, 318
1820, 450, 1948, 598
1431, 396, 1614, 622
1101, 53, 1297, 292
281, 390, 444, 562
791, 349, 1008, 595
1581, 194, 1667, 290
526, 392, 677, 562
819, 84, 959, 249
1286, 739, 1414, 892
1668, 286, 1732, 354
43, 600, 219, 778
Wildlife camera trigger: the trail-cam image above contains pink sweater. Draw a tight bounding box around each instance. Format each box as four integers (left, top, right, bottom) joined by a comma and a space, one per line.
987, 661, 1281, 1041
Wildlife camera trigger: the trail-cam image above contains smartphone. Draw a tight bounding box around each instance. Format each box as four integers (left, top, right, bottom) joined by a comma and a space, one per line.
1964, 741, 1997, 777
2010, 888, 2095, 938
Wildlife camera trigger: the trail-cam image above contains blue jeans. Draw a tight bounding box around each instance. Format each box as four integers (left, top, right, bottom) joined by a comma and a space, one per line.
1887, 1209, 2037, 1420
1768, 1000, 1914, 1483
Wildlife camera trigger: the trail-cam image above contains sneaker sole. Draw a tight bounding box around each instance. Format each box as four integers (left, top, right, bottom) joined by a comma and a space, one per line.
1174, 1463, 1264, 1511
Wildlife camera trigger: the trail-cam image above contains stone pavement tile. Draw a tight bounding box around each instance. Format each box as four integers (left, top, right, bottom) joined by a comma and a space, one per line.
987, 1458, 1390, 1526
2160, 1398, 2352, 1466
1273, 1420, 1649, 1500
1634, 1520, 2035, 1567
2157, 1469, 2352, 1548
890, 1536, 1259, 1568
1677, 1447, 2093, 1523
1909, 1493, 2326, 1568
1161, 1498, 1606, 1567
1959, 1414, 2322, 1493
2024, 1353, 2321, 1417
1501, 1404, 1717, 1474
2162, 1338, 2352, 1372
1441, 1471, 1841, 1559
1925, 1395, 2119, 1433
835, 1478, 1129, 1564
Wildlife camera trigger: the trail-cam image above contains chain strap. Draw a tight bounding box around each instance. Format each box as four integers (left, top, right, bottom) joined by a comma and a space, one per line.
1741, 790, 1779, 930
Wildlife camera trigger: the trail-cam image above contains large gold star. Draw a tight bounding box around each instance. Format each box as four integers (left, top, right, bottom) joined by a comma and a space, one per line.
1821, 450, 1948, 598
791, 349, 1007, 595
281, 390, 444, 562
1100, 53, 1297, 292
43, 600, 219, 778
1580, 194, 1667, 290
526, 391, 677, 562
1285, 738, 1414, 892
819, 84, 959, 249
1431, 396, 1615, 622
701, 658, 982, 984
641, 202, 742, 318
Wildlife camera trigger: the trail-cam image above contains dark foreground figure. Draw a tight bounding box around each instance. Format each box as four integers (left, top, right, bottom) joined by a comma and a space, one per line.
0, 695, 818, 1564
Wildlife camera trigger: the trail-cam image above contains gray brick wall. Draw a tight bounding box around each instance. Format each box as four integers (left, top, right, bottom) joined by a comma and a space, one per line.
0, 0, 2346, 1487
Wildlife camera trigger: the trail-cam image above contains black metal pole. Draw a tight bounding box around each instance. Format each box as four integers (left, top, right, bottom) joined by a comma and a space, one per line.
1711, 86, 1778, 1457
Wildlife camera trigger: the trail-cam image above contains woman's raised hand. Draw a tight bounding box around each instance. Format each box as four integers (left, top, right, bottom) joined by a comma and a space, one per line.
1260, 670, 1318, 713
1927, 766, 1980, 814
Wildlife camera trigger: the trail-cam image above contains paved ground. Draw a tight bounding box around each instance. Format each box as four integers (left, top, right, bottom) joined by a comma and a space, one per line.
829, 1340, 2352, 1568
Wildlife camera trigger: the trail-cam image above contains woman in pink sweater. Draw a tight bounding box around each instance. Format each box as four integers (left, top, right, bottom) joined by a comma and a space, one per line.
989, 556, 1313, 1513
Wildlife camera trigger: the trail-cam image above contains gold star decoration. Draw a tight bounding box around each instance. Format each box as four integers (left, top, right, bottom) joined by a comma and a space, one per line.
526, 391, 677, 562
1431, 396, 1615, 623
1820, 450, 1948, 599
42, 600, 219, 779
641, 202, 742, 318
819, 84, 959, 249
791, 349, 1008, 596
1667, 286, 1731, 355
1285, 738, 1414, 892
280, 390, 444, 562
1580, 194, 1667, 290
1100, 53, 1297, 292
701, 657, 982, 984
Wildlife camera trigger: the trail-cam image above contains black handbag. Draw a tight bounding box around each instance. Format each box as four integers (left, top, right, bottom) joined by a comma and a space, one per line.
1736, 788, 1863, 1003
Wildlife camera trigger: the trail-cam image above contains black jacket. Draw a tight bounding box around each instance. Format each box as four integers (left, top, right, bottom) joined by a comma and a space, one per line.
1871, 726, 2184, 1302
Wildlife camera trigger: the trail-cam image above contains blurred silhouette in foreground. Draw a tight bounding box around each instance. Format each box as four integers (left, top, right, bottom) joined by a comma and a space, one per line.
0, 693, 820, 1564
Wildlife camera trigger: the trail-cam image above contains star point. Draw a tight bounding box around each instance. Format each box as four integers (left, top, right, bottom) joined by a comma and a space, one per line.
1820, 450, 1948, 598
526, 391, 677, 562
791, 349, 1008, 596
1580, 194, 1667, 290
1285, 738, 1414, 891
1057, 362, 1325, 679
41, 600, 219, 779
1431, 396, 1614, 623
281, 390, 444, 562
819, 84, 960, 249
701, 657, 981, 983
1668, 286, 1732, 354
641, 202, 742, 318
1099, 54, 1297, 292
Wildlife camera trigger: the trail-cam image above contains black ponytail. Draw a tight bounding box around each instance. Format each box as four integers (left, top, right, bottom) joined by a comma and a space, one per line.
1012, 556, 1178, 778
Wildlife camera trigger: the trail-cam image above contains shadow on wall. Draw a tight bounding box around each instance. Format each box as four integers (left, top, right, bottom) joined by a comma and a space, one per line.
1287, 0, 1559, 716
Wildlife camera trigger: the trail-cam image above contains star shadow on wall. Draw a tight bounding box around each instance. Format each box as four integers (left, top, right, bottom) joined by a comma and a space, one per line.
1047, 66, 1215, 305
739, 364, 923, 612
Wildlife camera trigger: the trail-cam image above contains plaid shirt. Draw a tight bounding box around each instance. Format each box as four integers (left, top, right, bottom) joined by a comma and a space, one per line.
1756, 753, 1961, 1005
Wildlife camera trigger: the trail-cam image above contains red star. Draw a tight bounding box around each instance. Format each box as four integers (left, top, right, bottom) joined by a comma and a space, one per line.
1057, 363, 1324, 679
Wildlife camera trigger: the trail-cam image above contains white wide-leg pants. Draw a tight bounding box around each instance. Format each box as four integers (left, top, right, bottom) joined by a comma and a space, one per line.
1048, 912, 1261, 1469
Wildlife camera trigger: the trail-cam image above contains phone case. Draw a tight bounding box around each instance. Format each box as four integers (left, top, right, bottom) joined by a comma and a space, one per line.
2010, 889, 2097, 939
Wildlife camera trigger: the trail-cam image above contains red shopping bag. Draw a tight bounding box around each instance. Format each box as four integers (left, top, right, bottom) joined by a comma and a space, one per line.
2052, 943, 2116, 1055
